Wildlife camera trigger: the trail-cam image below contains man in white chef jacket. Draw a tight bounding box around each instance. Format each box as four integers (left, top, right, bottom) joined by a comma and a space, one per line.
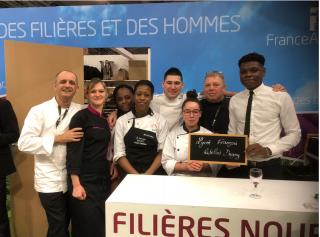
18, 70, 83, 237
151, 67, 186, 131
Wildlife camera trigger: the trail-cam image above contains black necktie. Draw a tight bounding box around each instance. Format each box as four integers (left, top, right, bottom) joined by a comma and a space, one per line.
244, 90, 254, 136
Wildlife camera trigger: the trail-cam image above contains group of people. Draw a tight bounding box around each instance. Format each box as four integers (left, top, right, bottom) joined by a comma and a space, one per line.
1, 52, 301, 237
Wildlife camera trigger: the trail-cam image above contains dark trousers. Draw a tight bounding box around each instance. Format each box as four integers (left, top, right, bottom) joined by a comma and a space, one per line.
68, 175, 110, 237
38, 192, 70, 237
0, 176, 10, 237
218, 158, 283, 180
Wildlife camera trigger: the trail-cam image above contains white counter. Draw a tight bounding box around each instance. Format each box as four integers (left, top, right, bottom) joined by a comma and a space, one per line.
106, 175, 318, 237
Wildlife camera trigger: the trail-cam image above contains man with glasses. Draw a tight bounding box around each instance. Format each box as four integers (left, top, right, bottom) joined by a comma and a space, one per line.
18, 70, 83, 237
151, 67, 185, 130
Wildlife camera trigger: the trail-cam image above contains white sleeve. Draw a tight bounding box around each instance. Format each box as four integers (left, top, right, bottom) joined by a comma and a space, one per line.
268, 93, 301, 155
161, 131, 177, 175
18, 107, 54, 156
113, 118, 127, 162
150, 97, 160, 113
157, 117, 169, 151
228, 97, 237, 134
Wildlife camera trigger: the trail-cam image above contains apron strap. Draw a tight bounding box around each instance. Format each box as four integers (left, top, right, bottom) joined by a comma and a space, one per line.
131, 118, 135, 128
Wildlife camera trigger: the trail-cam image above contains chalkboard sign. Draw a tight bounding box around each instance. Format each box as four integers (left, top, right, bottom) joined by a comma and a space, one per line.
188, 133, 247, 165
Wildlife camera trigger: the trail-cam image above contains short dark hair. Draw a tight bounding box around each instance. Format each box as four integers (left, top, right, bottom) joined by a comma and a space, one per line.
164, 67, 183, 82
238, 52, 265, 67
113, 84, 133, 101
134, 80, 154, 95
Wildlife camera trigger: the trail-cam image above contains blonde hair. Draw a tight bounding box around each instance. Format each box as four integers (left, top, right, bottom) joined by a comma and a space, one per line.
86, 78, 106, 94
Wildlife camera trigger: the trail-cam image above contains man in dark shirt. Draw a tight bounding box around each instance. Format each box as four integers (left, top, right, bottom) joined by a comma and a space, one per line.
199, 71, 286, 134
199, 71, 230, 134
0, 98, 19, 237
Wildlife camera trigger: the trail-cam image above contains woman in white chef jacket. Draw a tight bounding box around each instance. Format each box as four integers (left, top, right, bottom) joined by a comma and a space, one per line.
162, 92, 220, 176
113, 80, 168, 175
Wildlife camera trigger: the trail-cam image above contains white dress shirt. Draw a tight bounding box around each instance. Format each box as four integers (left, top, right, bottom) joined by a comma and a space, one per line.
162, 125, 220, 176
113, 110, 168, 162
151, 93, 186, 131
228, 83, 301, 161
18, 97, 82, 193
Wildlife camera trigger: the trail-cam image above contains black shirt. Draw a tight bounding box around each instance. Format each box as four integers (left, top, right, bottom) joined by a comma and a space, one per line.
0, 99, 19, 176
67, 107, 111, 176
199, 97, 230, 134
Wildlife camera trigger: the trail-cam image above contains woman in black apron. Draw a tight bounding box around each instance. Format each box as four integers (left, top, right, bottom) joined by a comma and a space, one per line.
67, 79, 117, 237
113, 80, 168, 175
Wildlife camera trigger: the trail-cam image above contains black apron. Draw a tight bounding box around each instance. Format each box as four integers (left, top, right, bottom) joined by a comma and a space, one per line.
124, 118, 165, 175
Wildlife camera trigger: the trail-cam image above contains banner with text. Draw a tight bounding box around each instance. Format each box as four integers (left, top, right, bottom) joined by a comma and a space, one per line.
0, 2, 318, 111
106, 203, 318, 237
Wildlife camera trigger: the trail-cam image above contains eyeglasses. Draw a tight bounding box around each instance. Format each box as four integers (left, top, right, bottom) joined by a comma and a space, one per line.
183, 109, 201, 116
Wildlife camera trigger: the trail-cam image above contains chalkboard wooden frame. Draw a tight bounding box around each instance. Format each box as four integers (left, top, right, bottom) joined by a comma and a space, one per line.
188, 133, 248, 165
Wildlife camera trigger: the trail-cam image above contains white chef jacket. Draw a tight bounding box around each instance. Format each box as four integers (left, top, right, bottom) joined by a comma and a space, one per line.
228, 83, 301, 161
18, 97, 82, 193
151, 93, 186, 131
113, 110, 168, 162
162, 125, 220, 176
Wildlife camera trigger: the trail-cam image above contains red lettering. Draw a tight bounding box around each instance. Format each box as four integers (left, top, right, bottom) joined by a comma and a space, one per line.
113, 212, 126, 233
178, 216, 195, 237
300, 223, 305, 237
130, 213, 134, 234
309, 224, 318, 237
162, 214, 175, 237
264, 221, 282, 237
153, 215, 158, 236
241, 220, 259, 237
215, 218, 230, 237
138, 213, 151, 235
286, 223, 292, 237
198, 217, 211, 237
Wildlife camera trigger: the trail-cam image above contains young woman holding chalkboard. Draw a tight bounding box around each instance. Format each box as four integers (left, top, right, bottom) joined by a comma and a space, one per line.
161, 92, 220, 176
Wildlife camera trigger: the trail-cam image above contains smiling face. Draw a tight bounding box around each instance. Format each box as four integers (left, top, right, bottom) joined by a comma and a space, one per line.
182, 101, 202, 130
86, 81, 107, 110
115, 87, 133, 113
240, 61, 265, 90
134, 85, 153, 113
203, 74, 226, 103
162, 75, 184, 100
54, 71, 78, 103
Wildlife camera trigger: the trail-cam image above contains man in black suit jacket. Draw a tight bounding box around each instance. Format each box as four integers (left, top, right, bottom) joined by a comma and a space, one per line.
0, 98, 19, 237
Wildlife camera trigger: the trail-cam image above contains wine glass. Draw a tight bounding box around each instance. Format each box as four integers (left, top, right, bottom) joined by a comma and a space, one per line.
249, 168, 263, 199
